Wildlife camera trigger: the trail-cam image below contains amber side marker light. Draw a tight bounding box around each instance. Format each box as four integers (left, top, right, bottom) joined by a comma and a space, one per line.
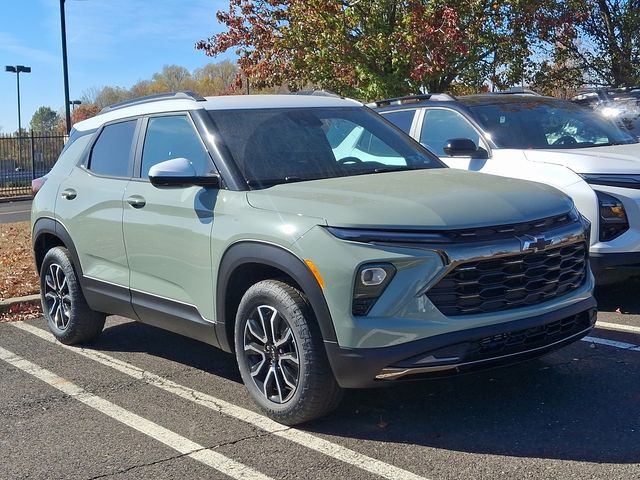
304, 259, 325, 289
32, 177, 46, 196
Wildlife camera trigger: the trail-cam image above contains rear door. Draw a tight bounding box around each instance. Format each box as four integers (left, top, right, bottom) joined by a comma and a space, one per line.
122, 113, 219, 326
55, 119, 138, 317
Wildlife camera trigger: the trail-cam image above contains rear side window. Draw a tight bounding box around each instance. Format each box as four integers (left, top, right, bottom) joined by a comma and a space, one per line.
89, 120, 137, 177
382, 110, 415, 134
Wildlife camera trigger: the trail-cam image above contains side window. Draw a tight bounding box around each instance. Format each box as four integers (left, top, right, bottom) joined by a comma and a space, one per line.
420, 109, 483, 156
381, 110, 415, 134
89, 120, 137, 177
141, 115, 213, 178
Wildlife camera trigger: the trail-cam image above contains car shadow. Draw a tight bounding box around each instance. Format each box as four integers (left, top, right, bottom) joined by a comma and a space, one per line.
92, 318, 639, 464
595, 276, 640, 314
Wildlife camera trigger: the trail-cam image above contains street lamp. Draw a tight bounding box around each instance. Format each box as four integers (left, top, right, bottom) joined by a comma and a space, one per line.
5, 65, 31, 166
69, 100, 82, 114
4, 65, 31, 136
60, 0, 72, 134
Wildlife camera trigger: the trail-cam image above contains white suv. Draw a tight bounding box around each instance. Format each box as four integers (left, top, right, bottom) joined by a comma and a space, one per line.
373, 93, 640, 283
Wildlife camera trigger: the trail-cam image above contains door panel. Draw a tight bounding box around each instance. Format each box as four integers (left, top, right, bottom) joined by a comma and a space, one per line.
56, 167, 131, 288
123, 114, 218, 322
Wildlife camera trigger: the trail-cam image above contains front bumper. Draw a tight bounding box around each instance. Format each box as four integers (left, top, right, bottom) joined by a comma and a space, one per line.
324, 297, 596, 388
590, 251, 640, 275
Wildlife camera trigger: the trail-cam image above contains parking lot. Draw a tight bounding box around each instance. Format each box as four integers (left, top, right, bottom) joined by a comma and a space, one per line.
1, 281, 638, 480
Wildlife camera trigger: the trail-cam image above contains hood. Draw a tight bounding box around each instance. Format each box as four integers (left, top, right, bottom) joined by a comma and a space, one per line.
524, 143, 640, 174
247, 169, 573, 229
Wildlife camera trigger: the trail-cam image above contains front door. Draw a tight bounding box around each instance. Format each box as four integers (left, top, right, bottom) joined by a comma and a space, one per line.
122, 113, 219, 327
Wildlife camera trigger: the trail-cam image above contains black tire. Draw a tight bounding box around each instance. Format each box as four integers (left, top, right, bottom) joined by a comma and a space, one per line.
234, 279, 343, 425
40, 247, 105, 345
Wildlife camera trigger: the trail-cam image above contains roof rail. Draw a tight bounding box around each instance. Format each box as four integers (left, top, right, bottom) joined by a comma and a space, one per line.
99, 91, 206, 114
496, 87, 541, 96
291, 89, 342, 98
368, 93, 455, 108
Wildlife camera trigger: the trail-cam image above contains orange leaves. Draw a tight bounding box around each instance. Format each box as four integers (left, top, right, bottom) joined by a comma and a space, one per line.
0, 222, 39, 302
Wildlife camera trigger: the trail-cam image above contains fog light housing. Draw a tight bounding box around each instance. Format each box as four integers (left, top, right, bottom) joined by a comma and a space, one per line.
352, 264, 396, 316
596, 190, 629, 241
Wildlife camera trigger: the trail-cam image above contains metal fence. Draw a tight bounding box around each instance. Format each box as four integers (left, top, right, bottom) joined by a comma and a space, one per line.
0, 132, 67, 198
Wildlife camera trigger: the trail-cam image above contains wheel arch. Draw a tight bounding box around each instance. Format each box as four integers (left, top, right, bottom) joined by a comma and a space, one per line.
215, 241, 337, 353
32, 218, 84, 279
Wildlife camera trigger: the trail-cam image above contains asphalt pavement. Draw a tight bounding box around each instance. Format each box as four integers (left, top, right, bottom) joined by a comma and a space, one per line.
1, 309, 638, 480
0, 198, 32, 224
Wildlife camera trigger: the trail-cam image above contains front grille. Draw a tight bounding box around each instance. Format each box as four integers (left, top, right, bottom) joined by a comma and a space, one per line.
445, 212, 575, 242
427, 242, 588, 316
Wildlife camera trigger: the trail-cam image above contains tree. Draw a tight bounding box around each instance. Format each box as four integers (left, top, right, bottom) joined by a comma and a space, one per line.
535, 0, 640, 87
196, 0, 547, 99
193, 60, 238, 95
30, 106, 60, 133
71, 104, 101, 124
152, 65, 194, 91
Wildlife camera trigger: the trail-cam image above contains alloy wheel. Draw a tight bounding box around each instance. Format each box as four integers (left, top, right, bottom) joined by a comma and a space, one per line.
44, 263, 71, 330
243, 305, 300, 403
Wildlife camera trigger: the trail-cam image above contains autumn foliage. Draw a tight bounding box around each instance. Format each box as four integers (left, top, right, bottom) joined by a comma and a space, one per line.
197, 0, 639, 99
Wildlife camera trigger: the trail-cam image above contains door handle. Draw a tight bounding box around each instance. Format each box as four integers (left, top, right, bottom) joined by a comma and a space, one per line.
60, 188, 77, 200
126, 195, 146, 209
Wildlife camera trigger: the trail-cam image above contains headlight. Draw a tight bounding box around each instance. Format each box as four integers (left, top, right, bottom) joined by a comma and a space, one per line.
352, 263, 396, 316
596, 190, 629, 241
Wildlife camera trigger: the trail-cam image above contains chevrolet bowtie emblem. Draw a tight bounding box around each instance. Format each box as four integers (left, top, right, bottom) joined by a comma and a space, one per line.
520, 235, 552, 252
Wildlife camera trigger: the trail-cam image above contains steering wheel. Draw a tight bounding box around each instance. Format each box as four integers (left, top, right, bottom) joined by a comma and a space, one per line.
552, 135, 577, 146
337, 156, 363, 165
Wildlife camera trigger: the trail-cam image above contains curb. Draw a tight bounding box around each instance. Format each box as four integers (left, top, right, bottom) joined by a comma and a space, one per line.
0, 294, 41, 313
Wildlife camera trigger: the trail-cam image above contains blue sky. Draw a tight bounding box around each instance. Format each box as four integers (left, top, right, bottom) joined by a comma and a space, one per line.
0, 0, 233, 133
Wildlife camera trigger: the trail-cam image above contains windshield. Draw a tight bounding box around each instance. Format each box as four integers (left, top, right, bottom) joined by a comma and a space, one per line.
207, 107, 444, 188
468, 99, 638, 149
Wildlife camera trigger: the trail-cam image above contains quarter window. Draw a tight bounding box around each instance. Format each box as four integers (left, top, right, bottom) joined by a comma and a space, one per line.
141, 116, 213, 178
89, 120, 137, 177
420, 109, 484, 156
382, 110, 415, 134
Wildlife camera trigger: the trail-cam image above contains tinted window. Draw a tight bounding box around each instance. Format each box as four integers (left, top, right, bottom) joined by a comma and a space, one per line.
469, 100, 637, 149
141, 115, 213, 178
89, 120, 136, 177
207, 107, 443, 188
382, 110, 415, 134
420, 109, 483, 156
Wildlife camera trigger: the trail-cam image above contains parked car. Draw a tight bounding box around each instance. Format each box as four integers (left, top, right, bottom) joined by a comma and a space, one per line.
32, 91, 595, 424
572, 87, 640, 138
373, 93, 640, 284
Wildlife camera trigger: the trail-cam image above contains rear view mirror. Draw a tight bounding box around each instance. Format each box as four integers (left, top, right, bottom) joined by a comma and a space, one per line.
443, 138, 488, 159
149, 158, 220, 188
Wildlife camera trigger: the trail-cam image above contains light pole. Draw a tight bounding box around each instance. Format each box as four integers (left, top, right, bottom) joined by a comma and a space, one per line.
5, 65, 31, 165
69, 100, 81, 113
4, 65, 31, 136
60, 0, 72, 134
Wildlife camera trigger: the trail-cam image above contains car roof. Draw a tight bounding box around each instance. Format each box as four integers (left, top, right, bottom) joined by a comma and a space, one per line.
457, 93, 562, 107
74, 94, 363, 132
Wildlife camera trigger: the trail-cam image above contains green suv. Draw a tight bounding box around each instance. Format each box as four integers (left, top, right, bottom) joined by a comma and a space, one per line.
31, 92, 596, 424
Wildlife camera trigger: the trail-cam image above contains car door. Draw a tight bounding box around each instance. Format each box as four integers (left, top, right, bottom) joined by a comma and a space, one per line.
55, 119, 138, 317
122, 113, 219, 326
412, 107, 491, 171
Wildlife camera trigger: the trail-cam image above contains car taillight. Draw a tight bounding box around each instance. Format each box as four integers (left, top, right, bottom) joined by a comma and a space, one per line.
32, 177, 46, 196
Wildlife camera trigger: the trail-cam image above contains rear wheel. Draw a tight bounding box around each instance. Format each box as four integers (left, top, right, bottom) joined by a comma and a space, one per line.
40, 247, 105, 345
235, 280, 343, 425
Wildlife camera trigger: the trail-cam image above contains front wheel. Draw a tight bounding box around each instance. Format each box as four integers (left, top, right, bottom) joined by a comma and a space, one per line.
235, 280, 343, 425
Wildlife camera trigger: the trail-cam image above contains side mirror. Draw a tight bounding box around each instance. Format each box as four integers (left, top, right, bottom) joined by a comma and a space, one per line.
443, 138, 488, 159
148, 158, 220, 188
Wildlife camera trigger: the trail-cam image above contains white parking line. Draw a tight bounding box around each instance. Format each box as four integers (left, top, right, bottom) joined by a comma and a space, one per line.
13, 322, 429, 480
595, 321, 640, 335
582, 336, 640, 351
0, 345, 274, 480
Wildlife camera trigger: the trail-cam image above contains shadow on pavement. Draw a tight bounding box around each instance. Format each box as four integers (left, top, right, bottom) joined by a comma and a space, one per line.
91, 318, 639, 464
595, 276, 640, 314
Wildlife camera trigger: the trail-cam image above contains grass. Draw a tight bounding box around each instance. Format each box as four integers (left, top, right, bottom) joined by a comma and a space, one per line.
0, 221, 40, 322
